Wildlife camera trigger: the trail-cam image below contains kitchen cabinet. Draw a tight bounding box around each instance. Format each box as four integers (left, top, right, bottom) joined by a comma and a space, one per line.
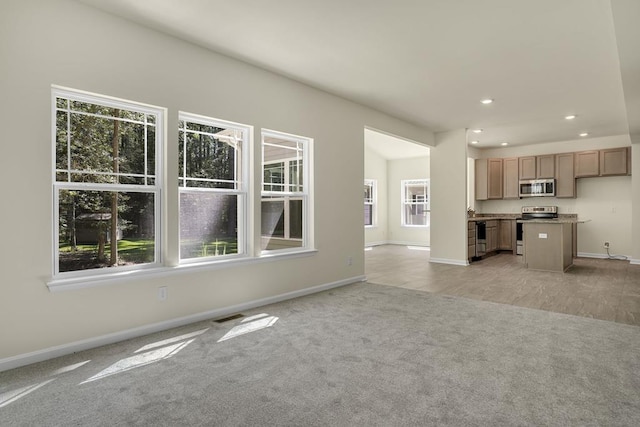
600, 147, 629, 176
519, 155, 554, 179
475, 159, 488, 200
468, 221, 476, 260
498, 220, 513, 250
502, 158, 519, 199
574, 150, 599, 177
536, 155, 555, 178
519, 156, 536, 180
555, 152, 576, 198
486, 220, 498, 253
475, 158, 503, 200
487, 159, 503, 199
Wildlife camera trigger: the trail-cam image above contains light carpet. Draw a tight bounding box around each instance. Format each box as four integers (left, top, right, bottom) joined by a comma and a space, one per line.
2, 282, 640, 426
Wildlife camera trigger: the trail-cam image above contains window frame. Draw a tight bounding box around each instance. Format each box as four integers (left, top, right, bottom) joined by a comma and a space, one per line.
364, 179, 377, 228
177, 112, 251, 264
401, 179, 430, 228
261, 129, 312, 254
51, 86, 164, 280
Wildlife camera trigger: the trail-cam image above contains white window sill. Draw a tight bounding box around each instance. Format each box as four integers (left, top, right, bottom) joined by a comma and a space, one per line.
47, 248, 318, 292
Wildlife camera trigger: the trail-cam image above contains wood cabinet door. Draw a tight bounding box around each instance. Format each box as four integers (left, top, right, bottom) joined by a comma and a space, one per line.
487, 158, 503, 199
498, 220, 513, 250
487, 226, 498, 252
574, 150, 599, 177
555, 152, 575, 198
502, 158, 519, 199
519, 156, 536, 180
475, 158, 488, 200
536, 155, 555, 178
600, 147, 628, 176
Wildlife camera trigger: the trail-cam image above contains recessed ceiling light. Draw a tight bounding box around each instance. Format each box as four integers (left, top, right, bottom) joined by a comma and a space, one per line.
565, 115, 576, 120
501, 142, 508, 146
471, 140, 479, 144
579, 132, 589, 137
472, 129, 483, 133
480, 99, 493, 105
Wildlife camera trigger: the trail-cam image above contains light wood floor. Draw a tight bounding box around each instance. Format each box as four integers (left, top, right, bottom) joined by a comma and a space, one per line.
365, 245, 640, 327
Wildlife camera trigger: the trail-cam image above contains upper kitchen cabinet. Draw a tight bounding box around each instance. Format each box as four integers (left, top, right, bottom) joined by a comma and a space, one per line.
475, 158, 503, 200
519, 155, 554, 179
574, 150, 599, 177
487, 158, 503, 199
475, 159, 488, 200
536, 155, 555, 178
555, 152, 575, 198
503, 158, 519, 199
600, 147, 629, 176
518, 156, 536, 180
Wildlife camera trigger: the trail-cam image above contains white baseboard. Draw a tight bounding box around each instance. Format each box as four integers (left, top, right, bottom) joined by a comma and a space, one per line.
429, 257, 469, 266
387, 240, 430, 247
0, 275, 365, 373
578, 252, 631, 260
630, 259, 640, 265
364, 240, 389, 247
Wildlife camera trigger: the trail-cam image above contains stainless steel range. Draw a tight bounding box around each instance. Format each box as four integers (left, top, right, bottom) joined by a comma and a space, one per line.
516, 206, 558, 255
521, 205, 558, 220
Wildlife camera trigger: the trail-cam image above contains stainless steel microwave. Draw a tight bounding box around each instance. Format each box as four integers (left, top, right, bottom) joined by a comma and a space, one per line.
519, 179, 555, 197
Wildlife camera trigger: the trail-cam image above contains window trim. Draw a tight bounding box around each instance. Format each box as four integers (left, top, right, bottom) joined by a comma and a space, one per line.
261, 129, 313, 254
177, 111, 251, 264
51, 86, 165, 281
400, 179, 430, 228
364, 179, 377, 228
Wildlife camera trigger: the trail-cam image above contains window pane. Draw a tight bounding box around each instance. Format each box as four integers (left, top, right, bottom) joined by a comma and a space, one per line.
264, 163, 284, 191
58, 190, 155, 272
179, 121, 241, 189
57, 100, 155, 185
261, 199, 285, 239
180, 192, 239, 259
365, 204, 373, 226
289, 199, 303, 239
261, 197, 303, 250
404, 204, 427, 225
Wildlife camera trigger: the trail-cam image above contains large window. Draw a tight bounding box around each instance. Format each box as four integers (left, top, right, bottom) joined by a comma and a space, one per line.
53, 88, 162, 277
261, 130, 311, 252
178, 113, 249, 261
364, 179, 376, 227
401, 179, 429, 227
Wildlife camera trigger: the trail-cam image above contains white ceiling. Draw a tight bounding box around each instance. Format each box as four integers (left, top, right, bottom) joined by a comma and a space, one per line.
78, 0, 639, 149
365, 128, 429, 160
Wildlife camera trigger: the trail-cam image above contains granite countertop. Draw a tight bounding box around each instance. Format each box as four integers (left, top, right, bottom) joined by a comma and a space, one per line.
468, 213, 587, 223
516, 218, 590, 224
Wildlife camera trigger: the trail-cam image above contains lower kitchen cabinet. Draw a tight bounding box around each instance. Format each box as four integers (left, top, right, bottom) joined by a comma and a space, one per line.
468, 221, 476, 260
486, 220, 498, 253
498, 220, 513, 250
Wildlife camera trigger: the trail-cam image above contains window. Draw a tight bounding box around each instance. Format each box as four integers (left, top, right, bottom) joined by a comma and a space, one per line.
53, 88, 163, 277
178, 113, 249, 261
261, 130, 311, 252
364, 179, 376, 227
401, 179, 429, 226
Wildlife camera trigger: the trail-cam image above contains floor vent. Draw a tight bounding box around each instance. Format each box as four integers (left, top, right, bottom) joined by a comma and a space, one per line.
213, 313, 244, 323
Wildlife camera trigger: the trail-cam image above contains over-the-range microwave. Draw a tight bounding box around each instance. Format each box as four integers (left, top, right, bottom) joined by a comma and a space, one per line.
519, 179, 555, 197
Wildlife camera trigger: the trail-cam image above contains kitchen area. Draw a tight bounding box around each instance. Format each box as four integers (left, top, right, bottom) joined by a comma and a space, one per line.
468, 144, 631, 271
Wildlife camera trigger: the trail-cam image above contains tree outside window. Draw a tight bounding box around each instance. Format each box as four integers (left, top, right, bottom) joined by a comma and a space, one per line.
53, 89, 162, 276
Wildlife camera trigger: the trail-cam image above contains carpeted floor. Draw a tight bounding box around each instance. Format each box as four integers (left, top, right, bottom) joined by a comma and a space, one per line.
2, 282, 640, 426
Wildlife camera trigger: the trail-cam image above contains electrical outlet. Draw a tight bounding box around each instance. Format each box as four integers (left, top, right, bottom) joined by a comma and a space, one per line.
158, 286, 168, 301
347, 256, 353, 266
604, 242, 610, 248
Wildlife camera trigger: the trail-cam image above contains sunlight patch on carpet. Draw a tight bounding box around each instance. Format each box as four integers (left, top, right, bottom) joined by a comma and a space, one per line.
217, 313, 278, 342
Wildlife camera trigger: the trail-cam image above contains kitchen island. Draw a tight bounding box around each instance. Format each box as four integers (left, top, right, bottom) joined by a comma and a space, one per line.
519, 219, 577, 272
